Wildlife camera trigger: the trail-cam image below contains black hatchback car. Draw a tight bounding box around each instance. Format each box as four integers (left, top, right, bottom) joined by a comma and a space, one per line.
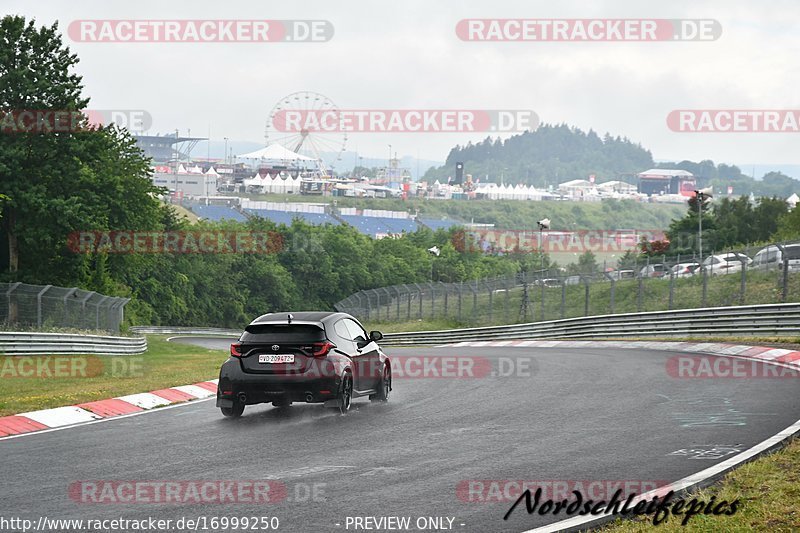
216, 312, 391, 417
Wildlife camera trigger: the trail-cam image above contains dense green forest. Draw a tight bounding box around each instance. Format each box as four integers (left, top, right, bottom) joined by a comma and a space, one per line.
422, 126, 800, 197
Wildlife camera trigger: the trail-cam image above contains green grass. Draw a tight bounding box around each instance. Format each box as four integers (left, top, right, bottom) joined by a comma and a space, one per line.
0, 335, 227, 416
599, 438, 800, 532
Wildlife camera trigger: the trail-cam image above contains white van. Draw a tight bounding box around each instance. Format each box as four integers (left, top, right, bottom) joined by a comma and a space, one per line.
751, 244, 800, 272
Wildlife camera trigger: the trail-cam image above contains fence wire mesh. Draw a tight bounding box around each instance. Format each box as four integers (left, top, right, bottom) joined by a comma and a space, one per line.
335, 242, 800, 326
0, 283, 129, 333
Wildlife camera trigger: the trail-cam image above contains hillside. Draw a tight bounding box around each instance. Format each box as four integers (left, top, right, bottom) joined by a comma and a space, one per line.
422, 123, 800, 197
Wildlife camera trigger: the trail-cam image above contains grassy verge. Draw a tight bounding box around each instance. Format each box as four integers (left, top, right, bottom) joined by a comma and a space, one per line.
599, 438, 800, 532
0, 335, 226, 416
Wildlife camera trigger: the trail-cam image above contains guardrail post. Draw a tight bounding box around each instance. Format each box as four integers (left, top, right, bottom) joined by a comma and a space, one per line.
36, 285, 52, 328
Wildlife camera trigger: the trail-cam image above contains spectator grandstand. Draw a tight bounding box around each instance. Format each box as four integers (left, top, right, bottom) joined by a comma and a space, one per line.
190, 204, 248, 222
419, 217, 463, 231
246, 209, 340, 226
338, 215, 419, 237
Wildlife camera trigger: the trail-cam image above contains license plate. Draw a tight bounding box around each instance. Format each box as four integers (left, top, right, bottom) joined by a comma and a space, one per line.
258, 354, 294, 364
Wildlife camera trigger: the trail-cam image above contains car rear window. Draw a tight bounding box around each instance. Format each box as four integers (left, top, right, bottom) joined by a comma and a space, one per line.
240, 324, 325, 343
785, 246, 800, 259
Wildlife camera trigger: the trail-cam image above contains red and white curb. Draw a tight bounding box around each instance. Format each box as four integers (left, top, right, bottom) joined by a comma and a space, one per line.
0, 379, 218, 438
437, 339, 800, 370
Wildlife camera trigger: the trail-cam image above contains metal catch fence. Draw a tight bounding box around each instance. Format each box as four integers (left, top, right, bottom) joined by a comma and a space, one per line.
1, 283, 129, 333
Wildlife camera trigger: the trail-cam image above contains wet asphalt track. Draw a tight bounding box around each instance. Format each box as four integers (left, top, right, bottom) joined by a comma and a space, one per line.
2, 337, 800, 533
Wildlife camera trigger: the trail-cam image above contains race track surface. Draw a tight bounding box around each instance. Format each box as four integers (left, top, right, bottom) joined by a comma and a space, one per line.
3, 337, 799, 532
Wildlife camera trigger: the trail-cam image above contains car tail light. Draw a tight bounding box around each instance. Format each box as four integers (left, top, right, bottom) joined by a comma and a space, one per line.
312, 341, 336, 357
230, 343, 243, 357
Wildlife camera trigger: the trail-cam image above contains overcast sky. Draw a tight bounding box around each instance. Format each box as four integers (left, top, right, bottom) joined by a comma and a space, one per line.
6, 0, 800, 172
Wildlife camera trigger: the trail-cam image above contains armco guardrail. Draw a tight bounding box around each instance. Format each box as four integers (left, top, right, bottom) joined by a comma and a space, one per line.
0, 332, 147, 355
380, 303, 800, 345
129, 326, 241, 336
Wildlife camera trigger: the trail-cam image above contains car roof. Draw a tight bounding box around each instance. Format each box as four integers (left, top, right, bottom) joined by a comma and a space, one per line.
249, 311, 352, 326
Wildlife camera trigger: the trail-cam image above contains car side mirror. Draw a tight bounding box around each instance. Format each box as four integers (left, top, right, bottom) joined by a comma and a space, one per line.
369, 330, 383, 342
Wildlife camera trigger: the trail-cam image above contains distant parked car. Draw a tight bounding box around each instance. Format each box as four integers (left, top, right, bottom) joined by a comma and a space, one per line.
564, 275, 582, 285
751, 244, 800, 273
534, 278, 562, 288
607, 269, 635, 280
671, 262, 700, 278
701, 253, 749, 275
639, 264, 669, 278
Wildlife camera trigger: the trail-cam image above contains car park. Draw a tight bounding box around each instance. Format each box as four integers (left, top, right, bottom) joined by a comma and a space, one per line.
701, 253, 749, 275
639, 264, 669, 278
671, 262, 700, 278
217, 312, 391, 418
751, 244, 800, 273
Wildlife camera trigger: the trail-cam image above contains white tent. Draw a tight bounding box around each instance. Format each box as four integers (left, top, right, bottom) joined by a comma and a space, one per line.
236, 144, 317, 163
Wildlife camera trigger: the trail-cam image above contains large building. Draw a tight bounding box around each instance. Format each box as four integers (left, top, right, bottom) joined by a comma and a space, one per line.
135, 134, 205, 164
152, 164, 218, 197
637, 169, 696, 196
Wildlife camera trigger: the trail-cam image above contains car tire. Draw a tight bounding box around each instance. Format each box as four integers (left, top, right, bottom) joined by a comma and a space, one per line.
221, 400, 245, 418
370, 365, 391, 402
337, 373, 353, 414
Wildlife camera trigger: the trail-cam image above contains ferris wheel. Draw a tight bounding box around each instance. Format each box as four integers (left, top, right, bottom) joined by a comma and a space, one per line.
265, 91, 348, 174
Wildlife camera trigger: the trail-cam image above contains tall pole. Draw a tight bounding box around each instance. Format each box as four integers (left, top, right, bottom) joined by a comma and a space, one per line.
698, 197, 703, 268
